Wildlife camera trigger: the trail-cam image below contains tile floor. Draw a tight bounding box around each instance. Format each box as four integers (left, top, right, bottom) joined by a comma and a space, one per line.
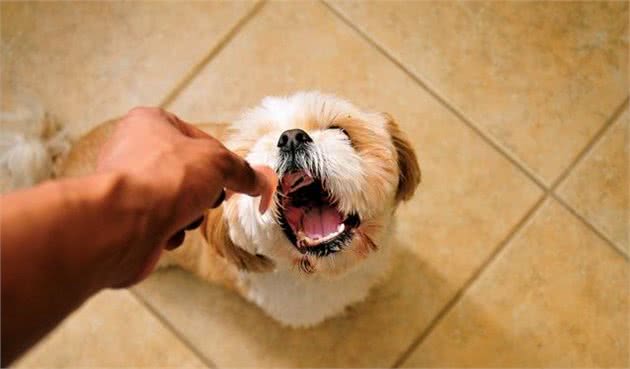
2, 1, 628, 367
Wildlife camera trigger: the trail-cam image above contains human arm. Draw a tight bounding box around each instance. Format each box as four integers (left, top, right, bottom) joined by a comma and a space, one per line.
1, 107, 276, 365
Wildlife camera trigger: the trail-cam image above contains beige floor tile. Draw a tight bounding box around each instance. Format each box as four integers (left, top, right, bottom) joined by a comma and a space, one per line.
558, 108, 629, 254
135, 1, 542, 367
15, 290, 206, 367
331, 1, 629, 185
403, 199, 629, 368
0, 1, 256, 138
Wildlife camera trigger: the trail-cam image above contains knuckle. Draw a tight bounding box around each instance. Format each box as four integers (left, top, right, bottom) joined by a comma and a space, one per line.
126, 106, 166, 119
127, 106, 150, 116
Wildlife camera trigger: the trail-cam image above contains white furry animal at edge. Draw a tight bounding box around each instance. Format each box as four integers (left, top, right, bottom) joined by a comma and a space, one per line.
0, 112, 70, 193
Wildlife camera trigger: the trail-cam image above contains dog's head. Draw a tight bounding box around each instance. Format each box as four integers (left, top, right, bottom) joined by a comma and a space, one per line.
209, 92, 420, 277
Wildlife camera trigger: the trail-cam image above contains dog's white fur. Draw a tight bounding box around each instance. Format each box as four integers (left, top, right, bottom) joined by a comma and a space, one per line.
241, 243, 392, 326
211, 92, 418, 326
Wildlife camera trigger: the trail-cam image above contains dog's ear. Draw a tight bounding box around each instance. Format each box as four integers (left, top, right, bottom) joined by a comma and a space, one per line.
384, 113, 421, 202
202, 205, 275, 273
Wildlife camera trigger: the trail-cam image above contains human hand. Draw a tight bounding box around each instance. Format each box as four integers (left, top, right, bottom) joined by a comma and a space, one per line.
96, 107, 276, 287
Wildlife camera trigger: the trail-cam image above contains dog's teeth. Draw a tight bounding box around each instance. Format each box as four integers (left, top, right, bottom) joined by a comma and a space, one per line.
297, 223, 347, 249
302, 235, 323, 246
320, 234, 333, 243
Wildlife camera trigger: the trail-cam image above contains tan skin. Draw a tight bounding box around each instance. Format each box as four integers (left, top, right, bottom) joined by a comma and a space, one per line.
0, 107, 276, 366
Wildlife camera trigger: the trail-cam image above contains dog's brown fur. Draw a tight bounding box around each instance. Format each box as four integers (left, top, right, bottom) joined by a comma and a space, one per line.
383, 114, 421, 202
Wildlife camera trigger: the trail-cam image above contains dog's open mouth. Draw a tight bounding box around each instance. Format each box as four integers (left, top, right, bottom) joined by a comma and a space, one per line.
277, 170, 360, 257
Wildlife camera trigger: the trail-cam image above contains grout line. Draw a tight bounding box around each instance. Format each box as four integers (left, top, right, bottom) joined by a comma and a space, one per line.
129, 289, 217, 368
321, 0, 548, 191
552, 193, 629, 260
158, 0, 266, 109
391, 193, 547, 368
550, 97, 629, 190
548, 97, 629, 259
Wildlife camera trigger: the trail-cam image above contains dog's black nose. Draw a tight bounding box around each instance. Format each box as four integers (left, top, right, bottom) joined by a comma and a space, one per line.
277, 129, 312, 151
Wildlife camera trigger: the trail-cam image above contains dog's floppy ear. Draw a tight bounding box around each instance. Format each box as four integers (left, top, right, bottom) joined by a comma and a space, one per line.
384, 113, 421, 202
202, 205, 274, 273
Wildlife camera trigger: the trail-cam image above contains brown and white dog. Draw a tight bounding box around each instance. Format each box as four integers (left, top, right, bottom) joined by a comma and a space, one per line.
61, 92, 420, 327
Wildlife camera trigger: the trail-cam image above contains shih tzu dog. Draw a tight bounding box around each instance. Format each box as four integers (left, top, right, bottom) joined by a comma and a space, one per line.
60, 92, 420, 327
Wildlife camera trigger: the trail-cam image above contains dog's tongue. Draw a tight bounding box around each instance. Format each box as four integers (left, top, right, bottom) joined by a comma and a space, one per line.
301, 205, 343, 240
280, 170, 344, 245
281, 170, 314, 194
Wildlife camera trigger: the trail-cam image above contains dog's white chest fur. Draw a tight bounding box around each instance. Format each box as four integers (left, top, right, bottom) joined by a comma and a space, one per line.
238, 248, 392, 327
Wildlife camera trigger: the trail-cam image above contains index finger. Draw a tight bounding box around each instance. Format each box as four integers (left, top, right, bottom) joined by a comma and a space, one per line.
219, 151, 277, 213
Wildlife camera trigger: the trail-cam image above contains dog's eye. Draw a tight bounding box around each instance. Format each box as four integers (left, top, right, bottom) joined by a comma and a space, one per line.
329, 125, 350, 140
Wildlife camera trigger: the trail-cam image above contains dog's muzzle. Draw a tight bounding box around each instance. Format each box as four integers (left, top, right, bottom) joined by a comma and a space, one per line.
275, 129, 361, 257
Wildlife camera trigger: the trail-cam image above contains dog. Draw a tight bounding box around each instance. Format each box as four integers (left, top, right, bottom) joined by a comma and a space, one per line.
60, 92, 420, 327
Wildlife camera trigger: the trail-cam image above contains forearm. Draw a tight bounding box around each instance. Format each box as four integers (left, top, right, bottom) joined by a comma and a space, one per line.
0, 173, 148, 365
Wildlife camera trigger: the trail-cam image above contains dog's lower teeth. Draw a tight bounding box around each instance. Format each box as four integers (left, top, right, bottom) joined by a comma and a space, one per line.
296, 223, 346, 247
